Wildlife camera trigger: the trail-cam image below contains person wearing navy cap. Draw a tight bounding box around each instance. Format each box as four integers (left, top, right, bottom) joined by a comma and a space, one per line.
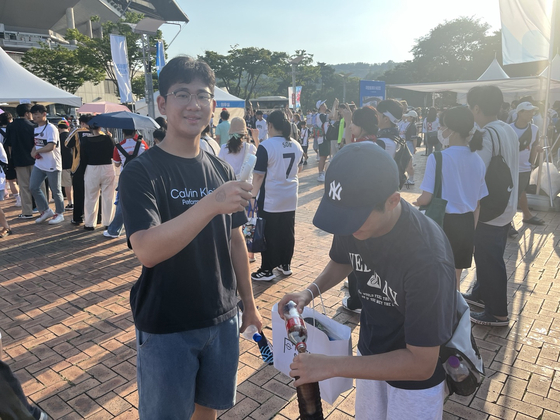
278, 142, 457, 419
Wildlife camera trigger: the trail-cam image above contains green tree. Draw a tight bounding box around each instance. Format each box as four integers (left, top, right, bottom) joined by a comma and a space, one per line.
200, 46, 288, 100
21, 43, 105, 93
66, 11, 164, 100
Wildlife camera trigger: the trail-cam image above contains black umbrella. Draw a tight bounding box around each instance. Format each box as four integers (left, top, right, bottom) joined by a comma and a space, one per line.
88, 111, 160, 130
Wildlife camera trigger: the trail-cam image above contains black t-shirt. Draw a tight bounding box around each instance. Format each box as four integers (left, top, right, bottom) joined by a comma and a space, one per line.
329, 200, 457, 390
81, 134, 114, 166
4, 118, 36, 167
119, 146, 247, 334
59, 132, 72, 170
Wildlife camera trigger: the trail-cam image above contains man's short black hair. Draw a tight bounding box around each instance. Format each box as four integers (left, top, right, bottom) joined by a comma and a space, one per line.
467, 86, 503, 117
153, 129, 166, 140
79, 114, 92, 124
376, 99, 403, 124
123, 129, 136, 137
30, 104, 47, 114
255, 110, 263, 116
158, 56, 215, 97
220, 110, 230, 120
16, 103, 31, 117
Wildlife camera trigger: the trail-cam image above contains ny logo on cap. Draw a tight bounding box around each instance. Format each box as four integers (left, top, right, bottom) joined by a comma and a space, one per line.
329, 181, 342, 201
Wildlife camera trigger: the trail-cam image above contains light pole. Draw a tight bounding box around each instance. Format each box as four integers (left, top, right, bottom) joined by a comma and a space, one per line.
289, 55, 304, 110
338, 72, 353, 103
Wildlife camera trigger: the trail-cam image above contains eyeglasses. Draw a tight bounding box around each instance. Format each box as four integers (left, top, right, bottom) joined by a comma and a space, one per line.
165, 89, 214, 106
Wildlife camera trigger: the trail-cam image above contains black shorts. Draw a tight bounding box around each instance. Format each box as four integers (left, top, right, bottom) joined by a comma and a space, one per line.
443, 212, 475, 269
318, 139, 330, 157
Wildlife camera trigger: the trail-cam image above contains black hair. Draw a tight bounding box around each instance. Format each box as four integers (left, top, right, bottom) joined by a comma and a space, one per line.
467, 86, 503, 117
15, 104, 30, 117
79, 114, 92, 124
352, 106, 378, 136
158, 56, 215, 97
153, 129, 166, 141
442, 106, 483, 152
226, 135, 243, 154
376, 99, 403, 125
202, 125, 210, 134
426, 107, 437, 123
0, 112, 13, 125
220, 110, 230, 120
122, 129, 135, 136
30, 104, 47, 114
155, 117, 167, 130
255, 110, 263, 116
267, 110, 291, 141
300, 120, 307, 126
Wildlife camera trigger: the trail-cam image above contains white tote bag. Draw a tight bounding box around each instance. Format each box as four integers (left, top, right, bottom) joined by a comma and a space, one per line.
271, 302, 353, 405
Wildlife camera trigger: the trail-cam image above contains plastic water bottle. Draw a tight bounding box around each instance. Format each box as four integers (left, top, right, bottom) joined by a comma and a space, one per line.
241, 324, 262, 342
257, 331, 274, 365
444, 356, 469, 382
283, 300, 324, 420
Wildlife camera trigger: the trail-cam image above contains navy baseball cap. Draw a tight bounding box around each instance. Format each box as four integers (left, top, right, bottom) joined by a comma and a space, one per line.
313, 142, 399, 235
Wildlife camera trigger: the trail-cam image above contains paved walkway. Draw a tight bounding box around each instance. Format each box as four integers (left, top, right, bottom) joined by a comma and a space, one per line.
1, 144, 560, 419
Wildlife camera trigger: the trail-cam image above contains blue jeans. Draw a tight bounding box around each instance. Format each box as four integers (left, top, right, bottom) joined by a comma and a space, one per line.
29, 167, 64, 214
136, 316, 239, 419
472, 222, 510, 317
107, 192, 123, 236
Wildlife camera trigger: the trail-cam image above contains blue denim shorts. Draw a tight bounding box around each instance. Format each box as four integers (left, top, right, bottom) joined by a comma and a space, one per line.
136, 316, 239, 419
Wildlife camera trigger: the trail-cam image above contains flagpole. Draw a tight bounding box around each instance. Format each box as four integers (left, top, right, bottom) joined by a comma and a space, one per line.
536, 0, 557, 206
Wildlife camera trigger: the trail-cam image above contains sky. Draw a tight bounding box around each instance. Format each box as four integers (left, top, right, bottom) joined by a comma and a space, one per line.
161, 0, 502, 65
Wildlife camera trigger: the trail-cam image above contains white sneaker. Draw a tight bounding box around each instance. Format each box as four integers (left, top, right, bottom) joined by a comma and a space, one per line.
103, 230, 119, 239
317, 172, 325, 182
35, 208, 54, 223
405, 179, 415, 185
48, 213, 64, 224
276, 264, 292, 276
15, 195, 21, 207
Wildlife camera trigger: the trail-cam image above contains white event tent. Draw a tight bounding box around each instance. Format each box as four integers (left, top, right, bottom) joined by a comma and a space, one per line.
135, 87, 245, 120
388, 56, 560, 103
0, 47, 82, 107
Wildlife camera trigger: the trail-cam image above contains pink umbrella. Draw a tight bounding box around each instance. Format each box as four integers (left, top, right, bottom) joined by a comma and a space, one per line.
77, 101, 131, 114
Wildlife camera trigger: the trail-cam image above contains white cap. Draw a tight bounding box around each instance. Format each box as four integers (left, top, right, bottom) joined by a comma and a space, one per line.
316, 100, 326, 110
516, 102, 538, 113
403, 110, 418, 118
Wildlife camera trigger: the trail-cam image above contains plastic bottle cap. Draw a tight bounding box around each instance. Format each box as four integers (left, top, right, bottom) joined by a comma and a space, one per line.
253, 333, 262, 342
448, 356, 460, 368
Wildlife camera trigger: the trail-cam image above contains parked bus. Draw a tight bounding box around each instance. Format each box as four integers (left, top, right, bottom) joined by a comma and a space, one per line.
249, 96, 289, 114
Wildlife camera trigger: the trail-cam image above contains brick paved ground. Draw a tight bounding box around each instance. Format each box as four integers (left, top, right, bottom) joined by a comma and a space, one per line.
1, 143, 560, 419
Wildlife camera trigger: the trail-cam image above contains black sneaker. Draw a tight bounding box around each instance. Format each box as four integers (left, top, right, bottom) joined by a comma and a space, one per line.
17, 214, 34, 219
342, 297, 362, 314
277, 264, 292, 276
251, 269, 274, 282
65, 203, 74, 209
84, 226, 95, 231
462, 293, 485, 309
470, 311, 509, 327
70, 219, 82, 225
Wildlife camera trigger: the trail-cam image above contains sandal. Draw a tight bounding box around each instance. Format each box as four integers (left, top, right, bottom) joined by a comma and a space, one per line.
0, 227, 12, 238
523, 216, 545, 225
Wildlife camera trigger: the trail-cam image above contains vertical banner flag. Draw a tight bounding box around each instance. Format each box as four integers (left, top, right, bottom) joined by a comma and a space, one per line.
288, 86, 302, 109
110, 34, 133, 103
359, 81, 385, 107
499, 0, 553, 65
156, 40, 166, 76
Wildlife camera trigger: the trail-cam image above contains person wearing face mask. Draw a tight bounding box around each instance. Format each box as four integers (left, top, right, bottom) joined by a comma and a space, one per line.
414, 107, 488, 290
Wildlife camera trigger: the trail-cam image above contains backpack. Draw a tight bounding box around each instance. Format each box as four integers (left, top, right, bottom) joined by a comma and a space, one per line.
325, 121, 339, 141
479, 127, 513, 223
440, 292, 485, 397
115, 140, 142, 167
379, 135, 412, 190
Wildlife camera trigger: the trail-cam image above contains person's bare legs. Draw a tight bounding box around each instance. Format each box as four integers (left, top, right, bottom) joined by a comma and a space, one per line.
318, 156, 327, 173
65, 186, 73, 206
192, 404, 217, 420
8, 179, 19, 195
519, 191, 533, 220
456, 269, 462, 290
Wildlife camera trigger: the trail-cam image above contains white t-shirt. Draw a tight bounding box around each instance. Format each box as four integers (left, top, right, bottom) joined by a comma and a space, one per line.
510, 123, 538, 173
476, 120, 519, 227
377, 137, 397, 158
254, 136, 303, 212
423, 118, 440, 133
0, 137, 7, 190
255, 118, 268, 141
300, 127, 309, 147
398, 121, 410, 139
200, 135, 221, 156
421, 146, 488, 214
218, 142, 257, 182
34, 123, 62, 172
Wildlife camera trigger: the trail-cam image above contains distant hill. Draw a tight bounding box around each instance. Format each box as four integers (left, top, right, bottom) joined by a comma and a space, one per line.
331, 61, 399, 80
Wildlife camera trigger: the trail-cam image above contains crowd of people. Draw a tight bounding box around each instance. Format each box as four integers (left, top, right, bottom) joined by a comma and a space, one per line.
2, 54, 560, 420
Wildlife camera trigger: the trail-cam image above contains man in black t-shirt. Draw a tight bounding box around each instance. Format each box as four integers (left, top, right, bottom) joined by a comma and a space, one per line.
119, 56, 262, 419
279, 142, 457, 419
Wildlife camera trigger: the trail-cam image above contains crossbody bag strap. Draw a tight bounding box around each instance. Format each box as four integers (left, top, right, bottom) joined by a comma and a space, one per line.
486, 126, 501, 157
434, 151, 443, 199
